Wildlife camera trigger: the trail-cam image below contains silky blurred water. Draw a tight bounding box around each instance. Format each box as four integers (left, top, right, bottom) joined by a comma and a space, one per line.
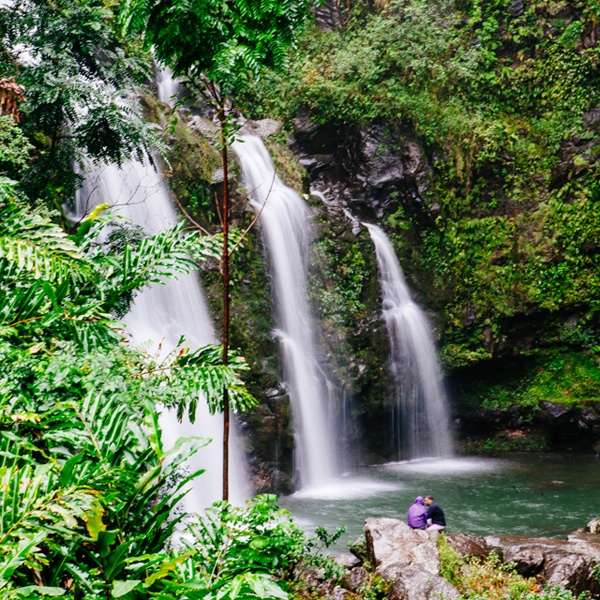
279, 454, 600, 553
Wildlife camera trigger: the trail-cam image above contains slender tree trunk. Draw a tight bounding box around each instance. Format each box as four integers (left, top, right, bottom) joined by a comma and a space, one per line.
219, 107, 230, 502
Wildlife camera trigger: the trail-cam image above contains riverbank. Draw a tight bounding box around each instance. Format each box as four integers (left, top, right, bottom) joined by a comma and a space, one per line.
280, 454, 600, 555
320, 517, 600, 600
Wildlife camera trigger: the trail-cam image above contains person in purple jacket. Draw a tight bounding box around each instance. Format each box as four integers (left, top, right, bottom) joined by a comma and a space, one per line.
407, 496, 428, 530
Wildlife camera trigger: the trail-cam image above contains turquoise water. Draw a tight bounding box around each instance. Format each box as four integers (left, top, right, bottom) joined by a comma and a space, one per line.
279, 454, 600, 553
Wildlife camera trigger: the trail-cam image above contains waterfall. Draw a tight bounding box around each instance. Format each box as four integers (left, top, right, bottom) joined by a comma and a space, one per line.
73, 159, 250, 510
233, 135, 338, 488
365, 224, 453, 459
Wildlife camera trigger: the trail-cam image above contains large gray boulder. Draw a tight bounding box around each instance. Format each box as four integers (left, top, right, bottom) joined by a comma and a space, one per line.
335, 553, 361, 570
446, 533, 490, 559
387, 568, 460, 600
484, 535, 600, 595
365, 518, 439, 577
364, 518, 459, 600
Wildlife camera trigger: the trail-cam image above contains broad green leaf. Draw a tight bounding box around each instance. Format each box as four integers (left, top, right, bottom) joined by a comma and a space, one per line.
112, 580, 141, 598
16, 585, 66, 596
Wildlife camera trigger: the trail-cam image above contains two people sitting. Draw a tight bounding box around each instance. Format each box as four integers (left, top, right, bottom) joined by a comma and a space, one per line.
407, 495, 446, 531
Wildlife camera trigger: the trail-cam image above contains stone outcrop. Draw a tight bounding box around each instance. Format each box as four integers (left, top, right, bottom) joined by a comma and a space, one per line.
446, 533, 490, 559
289, 113, 431, 222
455, 401, 600, 452
484, 533, 600, 595
356, 517, 600, 599
364, 518, 460, 600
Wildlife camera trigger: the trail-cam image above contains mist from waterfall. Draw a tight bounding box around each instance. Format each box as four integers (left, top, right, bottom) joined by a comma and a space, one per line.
233, 135, 338, 488
365, 224, 453, 459
73, 159, 250, 511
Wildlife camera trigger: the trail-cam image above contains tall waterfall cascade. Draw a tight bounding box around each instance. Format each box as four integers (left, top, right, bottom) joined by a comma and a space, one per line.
233, 135, 339, 488
73, 159, 250, 511
365, 224, 453, 459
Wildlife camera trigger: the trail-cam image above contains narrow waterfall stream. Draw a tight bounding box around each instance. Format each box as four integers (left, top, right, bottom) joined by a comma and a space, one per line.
233, 135, 339, 489
74, 160, 250, 510
365, 224, 453, 458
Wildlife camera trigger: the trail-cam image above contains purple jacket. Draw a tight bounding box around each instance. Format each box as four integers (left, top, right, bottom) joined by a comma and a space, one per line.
407, 496, 428, 529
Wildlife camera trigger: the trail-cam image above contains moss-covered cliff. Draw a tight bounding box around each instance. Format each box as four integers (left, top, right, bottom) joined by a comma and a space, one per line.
227, 0, 600, 453
155, 0, 600, 488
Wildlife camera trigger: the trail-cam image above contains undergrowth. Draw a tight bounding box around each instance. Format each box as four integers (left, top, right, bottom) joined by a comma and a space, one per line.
438, 536, 588, 600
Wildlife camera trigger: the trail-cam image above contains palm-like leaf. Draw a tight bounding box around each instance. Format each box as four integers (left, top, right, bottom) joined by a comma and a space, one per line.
0, 203, 86, 283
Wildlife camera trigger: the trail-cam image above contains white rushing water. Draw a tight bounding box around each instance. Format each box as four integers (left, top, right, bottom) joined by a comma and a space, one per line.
365, 224, 453, 458
233, 135, 338, 488
73, 159, 250, 511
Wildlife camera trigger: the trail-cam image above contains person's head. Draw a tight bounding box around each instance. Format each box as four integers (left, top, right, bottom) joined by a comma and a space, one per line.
414, 496, 424, 505
424, 495, 434, 506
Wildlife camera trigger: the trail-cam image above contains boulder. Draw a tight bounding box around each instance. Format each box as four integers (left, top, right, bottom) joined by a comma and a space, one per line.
188, 116, 217, 136
446, 533, 490, 558
326, 586, 350, 600
335, 553, 361, 570
239, 119, 282, 139
484, 534, 600, 595
387, 568, 460, 600
365, 518, 439, 579
585, 518, 600, 535
365, 518, 459, 600
341, 566, 369, 592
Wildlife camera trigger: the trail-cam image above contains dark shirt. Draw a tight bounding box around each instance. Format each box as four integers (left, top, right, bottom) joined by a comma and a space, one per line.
427, 502, 446, 527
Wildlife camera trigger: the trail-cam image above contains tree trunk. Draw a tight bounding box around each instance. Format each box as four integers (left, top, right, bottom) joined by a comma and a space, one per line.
219, 109, 230, 502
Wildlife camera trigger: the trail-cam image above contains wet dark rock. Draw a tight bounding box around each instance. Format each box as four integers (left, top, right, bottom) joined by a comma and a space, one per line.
583, 108, 600, 129
289, 110, 431, 222
540, 401, 571, 423
455, 401, 600, 452
446, 533, 490, 558
341, 566, 369, 591
507, 0, 524, 16
335, 553, 361, 570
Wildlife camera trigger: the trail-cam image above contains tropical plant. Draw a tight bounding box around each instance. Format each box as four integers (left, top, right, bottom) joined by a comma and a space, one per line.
0, 177, 251, 592
120, 0, 313, 500
0, 0, 162, 212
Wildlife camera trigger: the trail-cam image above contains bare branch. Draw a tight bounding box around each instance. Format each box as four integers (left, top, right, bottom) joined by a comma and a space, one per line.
228, 170, 276, 257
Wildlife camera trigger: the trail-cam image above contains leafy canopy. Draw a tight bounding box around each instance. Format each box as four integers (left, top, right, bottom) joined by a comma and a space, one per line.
0, 0, 163, 210
121, 0, 312, 98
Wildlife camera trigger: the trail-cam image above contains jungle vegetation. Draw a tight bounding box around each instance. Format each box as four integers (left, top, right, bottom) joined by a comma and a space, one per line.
1, 0, 600, 596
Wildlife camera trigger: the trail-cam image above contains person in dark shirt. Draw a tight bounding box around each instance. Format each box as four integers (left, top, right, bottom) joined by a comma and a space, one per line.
424, 495, 446, 531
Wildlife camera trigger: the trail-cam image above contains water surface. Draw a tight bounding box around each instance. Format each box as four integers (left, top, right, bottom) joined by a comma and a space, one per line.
280, 454, 600, 552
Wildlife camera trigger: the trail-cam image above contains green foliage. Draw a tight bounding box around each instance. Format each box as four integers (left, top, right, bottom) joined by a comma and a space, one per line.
438, 539, 534, 600
121, 0, 312, 101
0, 116, 34, 175
0, 179, 300, 598
0, 0, 162, 211
182, 496, 344, 584
237, 0, 600, 380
